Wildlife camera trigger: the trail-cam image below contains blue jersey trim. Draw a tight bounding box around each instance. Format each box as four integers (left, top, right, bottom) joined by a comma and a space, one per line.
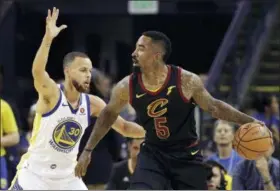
85, 94, 91, 127
42, 88, 62, 117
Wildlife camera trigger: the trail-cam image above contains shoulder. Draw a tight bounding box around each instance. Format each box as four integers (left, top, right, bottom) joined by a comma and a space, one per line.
116, 75, 130, 90
111, 75, 131, 100
207, 154, 217, 161
0, 99, 12, 111
88, 94, 106, 105
271, 157, 280, 166
177, 68, 204, 98
234, 159, 253, 173
179, 68, 203, 88
87, 94, 107, 116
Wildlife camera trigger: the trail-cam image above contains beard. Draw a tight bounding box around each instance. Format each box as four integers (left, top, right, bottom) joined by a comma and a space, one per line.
72, 79, 89, 93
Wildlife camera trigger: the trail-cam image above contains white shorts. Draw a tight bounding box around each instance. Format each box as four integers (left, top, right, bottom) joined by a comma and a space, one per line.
9, 168, 87, 190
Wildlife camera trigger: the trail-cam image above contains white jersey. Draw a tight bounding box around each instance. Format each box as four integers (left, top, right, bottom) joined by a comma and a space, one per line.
18, 84, 91, 179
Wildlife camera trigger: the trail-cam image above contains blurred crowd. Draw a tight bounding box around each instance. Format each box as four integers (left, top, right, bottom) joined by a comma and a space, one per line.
1, 63, 279, 190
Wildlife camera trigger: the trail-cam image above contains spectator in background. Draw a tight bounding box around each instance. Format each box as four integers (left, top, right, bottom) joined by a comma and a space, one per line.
78, 68, 121, 190
253, 95, 280, 157
5, 103, 35, 186
0, 66, 20, 190
0, 99, 20, 190
205, 160, 228, 190
17, 103, 36, 156
207, 120, 243, 177
232, 145, 280, 190
106, 138, 144, 190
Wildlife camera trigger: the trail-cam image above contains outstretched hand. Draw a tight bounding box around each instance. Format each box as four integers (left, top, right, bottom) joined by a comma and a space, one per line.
45, 7, 67, 40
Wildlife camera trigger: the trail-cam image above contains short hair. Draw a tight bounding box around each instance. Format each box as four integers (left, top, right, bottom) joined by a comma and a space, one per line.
214, 120, 235, 132
142, 31, 172, 62
63, 51, 89, 68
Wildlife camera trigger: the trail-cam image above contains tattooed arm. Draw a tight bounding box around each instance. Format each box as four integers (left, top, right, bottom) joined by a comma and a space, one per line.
180, 69, 256, 125
75, 76, 136, 177
85, 76, 134, 150
89, 95, 145, 138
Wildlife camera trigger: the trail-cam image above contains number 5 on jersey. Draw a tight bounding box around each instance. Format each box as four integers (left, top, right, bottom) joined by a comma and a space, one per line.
147, 98, 170, 139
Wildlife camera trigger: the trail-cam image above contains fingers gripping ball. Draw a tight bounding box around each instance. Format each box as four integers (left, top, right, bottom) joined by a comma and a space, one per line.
233, 122, 273, 160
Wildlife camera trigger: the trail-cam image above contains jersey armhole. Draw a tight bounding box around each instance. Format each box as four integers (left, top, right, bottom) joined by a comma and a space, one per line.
41, 87, 62, 117
129, 74, 133, 105
176, 67, 190, 103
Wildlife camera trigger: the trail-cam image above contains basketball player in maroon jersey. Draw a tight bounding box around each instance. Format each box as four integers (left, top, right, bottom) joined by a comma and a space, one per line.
76, 31, 265, 189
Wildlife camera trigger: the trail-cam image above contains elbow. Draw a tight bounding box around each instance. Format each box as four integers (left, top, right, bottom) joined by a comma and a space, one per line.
120, 123, 129, 137
32, 67, 42, 78
11, 132, 20, 146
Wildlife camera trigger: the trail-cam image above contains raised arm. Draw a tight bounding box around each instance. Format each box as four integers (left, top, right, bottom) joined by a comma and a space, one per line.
75, 76, 134, 177
180, 69, 256, 125
32, 7, 67, 99
89, 95, 145, 138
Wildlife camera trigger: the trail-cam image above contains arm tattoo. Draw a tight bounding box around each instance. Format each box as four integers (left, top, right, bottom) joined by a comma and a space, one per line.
181, 69, 255, 125
85, 77, 130, 150
85, 107, 119, 150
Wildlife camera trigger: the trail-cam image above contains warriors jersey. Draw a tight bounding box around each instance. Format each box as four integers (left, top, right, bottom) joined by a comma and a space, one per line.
129, 65, 198, 147
17, 84, 91, 178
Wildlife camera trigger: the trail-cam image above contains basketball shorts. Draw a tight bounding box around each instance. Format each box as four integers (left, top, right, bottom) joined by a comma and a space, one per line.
9, 168, 87, 190
0, 157, 8, 190
129, 142, 208, 190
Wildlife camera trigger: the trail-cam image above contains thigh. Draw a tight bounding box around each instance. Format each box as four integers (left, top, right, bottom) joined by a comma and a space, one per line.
0, 157, 8, 190
129, 144, 168, 190
9, 168, 50, 190
170, 162, 208, 190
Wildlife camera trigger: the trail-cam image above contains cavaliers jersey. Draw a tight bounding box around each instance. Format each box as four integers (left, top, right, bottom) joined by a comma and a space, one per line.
129, 65, 198, 147
17, 84, 91, 178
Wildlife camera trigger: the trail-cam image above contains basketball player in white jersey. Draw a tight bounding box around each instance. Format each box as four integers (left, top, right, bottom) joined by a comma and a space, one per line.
9, 7, 145, 190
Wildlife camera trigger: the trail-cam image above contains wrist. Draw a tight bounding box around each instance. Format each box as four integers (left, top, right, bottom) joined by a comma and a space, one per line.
263, 178, 272, 185
43, 35, 53, 45
261, 172, 271, 181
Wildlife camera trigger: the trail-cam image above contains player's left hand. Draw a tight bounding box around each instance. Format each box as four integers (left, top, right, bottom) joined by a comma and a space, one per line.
75, 151, 91, 178
253, 120, 265, 127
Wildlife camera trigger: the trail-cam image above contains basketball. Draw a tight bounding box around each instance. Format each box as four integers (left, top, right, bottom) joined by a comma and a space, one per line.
233, 122, 273, 160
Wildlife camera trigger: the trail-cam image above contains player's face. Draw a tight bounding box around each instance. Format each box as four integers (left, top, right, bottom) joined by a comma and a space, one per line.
207, 167, 222, 190
65, 57, 92, 93
214, 123, 234, 145
129, 138, 144, 159
132, 35, 159, 70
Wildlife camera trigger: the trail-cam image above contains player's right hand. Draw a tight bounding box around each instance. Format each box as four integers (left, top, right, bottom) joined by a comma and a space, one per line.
75, 150, 91, 178
45, 7, 67, 40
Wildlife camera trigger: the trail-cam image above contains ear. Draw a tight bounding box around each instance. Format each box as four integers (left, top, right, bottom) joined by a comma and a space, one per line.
154, 52, 162, 61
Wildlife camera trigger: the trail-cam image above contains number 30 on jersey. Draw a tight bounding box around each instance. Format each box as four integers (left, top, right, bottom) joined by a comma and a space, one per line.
147, 98, 170, 139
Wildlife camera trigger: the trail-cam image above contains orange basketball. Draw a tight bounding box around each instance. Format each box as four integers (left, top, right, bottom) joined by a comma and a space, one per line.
233, 122, 273, 160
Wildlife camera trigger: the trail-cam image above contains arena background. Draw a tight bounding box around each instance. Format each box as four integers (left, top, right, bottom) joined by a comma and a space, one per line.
0, 0, 279, 190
